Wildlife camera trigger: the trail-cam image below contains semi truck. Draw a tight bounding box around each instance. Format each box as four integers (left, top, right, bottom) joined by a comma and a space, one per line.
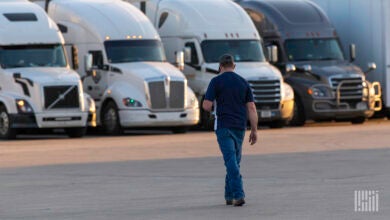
310, 0, 390, 118
237, 0, 381, 126
128, 0, 295, 129
0, 0, 95, 139
38, 0, 199, 134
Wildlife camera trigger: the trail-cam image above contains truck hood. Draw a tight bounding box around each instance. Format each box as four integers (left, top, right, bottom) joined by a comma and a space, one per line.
204, 62, 283, 80
4, 67, 80, 85
111, 62, 186, 81
293, 61, 364, 79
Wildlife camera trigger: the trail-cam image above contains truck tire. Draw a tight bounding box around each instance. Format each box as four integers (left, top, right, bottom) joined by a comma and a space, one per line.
351, 117, 366, 124
289, 96, 305, 126
101, 101, 122, 135
0, 106, 17, 139
65, 127, 86, 138
171, 126, 189, 134
269, 120, 286, 129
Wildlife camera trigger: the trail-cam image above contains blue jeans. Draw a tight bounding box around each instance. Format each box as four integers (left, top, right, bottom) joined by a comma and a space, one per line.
216, 128, 245, 200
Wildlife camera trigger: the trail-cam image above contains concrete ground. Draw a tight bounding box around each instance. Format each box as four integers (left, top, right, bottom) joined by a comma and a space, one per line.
0, 120, 389, 219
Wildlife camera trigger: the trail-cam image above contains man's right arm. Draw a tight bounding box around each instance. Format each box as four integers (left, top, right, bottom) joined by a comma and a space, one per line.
246, 102, 258, 145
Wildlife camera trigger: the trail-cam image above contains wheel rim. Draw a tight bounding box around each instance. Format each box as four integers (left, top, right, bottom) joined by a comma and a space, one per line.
0, 111, 10, 135
104, 107, 117, 132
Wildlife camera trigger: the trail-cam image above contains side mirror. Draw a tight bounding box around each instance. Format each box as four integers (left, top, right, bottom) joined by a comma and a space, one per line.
349, 44, 356, 62
285, 64, 296, 73
175, 51, 185, 71
367, 62, 376, 71
302, 64, 312, 72
266, 45, 278, 63
365, 62, 377, 74
84, 54, 93, 72
71, 45, 79, 70
184, 47, 192, 63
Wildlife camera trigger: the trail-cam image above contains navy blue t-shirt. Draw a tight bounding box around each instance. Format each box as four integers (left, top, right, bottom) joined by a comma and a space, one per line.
204, 72, 254, 130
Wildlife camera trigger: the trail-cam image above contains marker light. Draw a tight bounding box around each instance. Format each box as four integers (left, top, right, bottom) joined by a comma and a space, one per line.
138, 35, 143, 39
105, 36, 110, 40
132, 35, 137, 39
126, 35, 131, 39
122, 98, 142, 107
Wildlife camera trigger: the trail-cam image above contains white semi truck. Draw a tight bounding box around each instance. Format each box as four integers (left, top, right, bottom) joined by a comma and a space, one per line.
0, 0, 95, 139
310, 0, 390, 117
129, 0, 295, 129
39, 0, 199, 134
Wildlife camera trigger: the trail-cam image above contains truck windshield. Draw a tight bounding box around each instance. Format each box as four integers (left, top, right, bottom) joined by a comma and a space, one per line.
201, 40, 266, 63
104, 40, 166, 63
0, 44, 67, 69
285, 38, 345, 61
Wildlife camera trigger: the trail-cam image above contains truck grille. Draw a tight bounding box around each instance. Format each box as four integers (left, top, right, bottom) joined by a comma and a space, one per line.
44, 85, 79, 109
148, 80, 185, 110
330, 77, 363, 101
169, 81, 185, 109
248, 79, 281, 110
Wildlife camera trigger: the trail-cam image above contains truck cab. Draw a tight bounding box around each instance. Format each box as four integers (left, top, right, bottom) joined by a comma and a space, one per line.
237, 0, 380, 125
130, 0, 295, 129
0, 0, 95, 139
43, 0, 199, 134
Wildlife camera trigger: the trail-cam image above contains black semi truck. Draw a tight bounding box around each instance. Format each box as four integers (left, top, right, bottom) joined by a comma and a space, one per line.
236, 0, 380, 125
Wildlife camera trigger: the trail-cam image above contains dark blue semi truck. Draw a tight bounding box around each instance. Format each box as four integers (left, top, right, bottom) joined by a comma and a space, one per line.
236, 0, 380, 125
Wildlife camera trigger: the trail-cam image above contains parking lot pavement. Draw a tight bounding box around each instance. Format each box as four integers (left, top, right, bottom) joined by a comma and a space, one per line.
0, 148, 389, 220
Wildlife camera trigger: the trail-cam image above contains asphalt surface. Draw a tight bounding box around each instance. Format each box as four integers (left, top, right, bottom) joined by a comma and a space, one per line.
0, 120, 389, 219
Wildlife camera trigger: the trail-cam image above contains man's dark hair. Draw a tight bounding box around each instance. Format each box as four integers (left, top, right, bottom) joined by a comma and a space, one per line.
219, 54, 235, 68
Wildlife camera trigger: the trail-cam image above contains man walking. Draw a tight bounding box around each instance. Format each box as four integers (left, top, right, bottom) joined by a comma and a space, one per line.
203, 54, 258, 207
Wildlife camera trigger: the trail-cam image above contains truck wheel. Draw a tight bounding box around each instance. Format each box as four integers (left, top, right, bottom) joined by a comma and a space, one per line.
351, 117, 366, 124
102, 101, 122, 135
172, 127, 189, 134
290, 96, 305, 126
0, 106, 17, 140
269, 120, 286, 129
65, 127, 86, 138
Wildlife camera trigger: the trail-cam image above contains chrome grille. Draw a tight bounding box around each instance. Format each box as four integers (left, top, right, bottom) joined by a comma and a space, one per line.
148, 81, 167, 109
44, 85, 79, 109
169, 81, 185, 109
148, 80, 185, 110
248, 79, 281, 110
330, 77, 363, 101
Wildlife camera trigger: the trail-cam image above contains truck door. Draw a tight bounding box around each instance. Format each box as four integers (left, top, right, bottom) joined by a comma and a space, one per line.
183, 41, 202, 93
83, 51, 108, 101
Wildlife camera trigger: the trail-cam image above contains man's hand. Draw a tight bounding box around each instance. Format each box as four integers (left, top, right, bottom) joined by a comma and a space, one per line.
249, 130, 257, 145
246, 102, 258, 145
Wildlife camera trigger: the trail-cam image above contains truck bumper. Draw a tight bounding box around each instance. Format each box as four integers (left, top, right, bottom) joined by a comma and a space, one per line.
35, 112, 89, 128
308, 100, 373, 120
118, 108, 200, 127
257, 99, 294, 122
9, 114, 38, 129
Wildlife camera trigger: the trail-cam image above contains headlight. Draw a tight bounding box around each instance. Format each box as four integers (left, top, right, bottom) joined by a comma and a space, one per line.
188, 96, 198, 108
15, 99, 34, 113
307, 85, 333, 98
122, 98, 143, 107
282, 83, 294, 100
